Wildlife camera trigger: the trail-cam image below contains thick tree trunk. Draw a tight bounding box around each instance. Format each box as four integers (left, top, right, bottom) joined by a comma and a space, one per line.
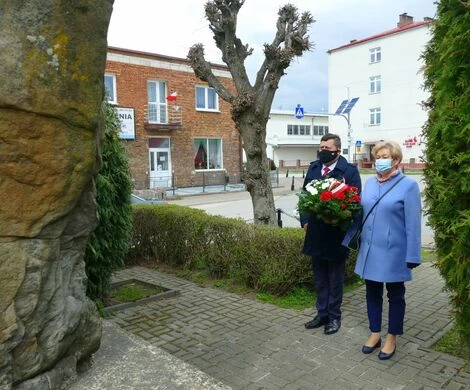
239, 114, 276, 225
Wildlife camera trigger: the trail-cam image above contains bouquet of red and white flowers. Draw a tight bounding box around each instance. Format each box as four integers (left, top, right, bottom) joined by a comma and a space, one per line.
297, 177, 362, 229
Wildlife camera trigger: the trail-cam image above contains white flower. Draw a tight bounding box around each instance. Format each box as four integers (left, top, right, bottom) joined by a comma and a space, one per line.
321, 181, 330, 189
307, 186, 318, 195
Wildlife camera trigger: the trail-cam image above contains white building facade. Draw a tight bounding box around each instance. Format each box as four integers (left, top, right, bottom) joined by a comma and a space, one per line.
266, 110, 330, 169
328, 13, 432, 168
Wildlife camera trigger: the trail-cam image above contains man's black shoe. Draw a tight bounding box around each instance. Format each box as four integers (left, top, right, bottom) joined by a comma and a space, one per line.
304, 315, 329, 329
324, 319, 341, 335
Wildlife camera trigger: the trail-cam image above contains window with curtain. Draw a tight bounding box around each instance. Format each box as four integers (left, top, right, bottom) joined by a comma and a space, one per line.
148, 80, 167, 123
193, 138, 222, 170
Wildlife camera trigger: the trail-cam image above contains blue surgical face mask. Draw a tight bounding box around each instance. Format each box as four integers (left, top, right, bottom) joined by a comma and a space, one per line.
375, 158, 393, 173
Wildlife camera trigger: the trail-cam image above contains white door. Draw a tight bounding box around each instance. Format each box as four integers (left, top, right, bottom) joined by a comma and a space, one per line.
149, 138, 171, 189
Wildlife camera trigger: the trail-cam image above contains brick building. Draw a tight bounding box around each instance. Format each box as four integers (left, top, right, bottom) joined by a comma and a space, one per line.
105, 47, 242, 190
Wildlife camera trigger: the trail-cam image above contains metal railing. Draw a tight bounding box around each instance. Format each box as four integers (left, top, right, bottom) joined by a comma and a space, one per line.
144, 104, 183, 128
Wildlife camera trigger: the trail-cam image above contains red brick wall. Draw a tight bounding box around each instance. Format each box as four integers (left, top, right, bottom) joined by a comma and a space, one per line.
105, 48, 242, 189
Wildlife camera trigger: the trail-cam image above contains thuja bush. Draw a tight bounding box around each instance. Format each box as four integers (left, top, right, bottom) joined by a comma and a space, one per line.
127, 204, 358, 296
85, 101, 133, 299
422, 0, 470, 344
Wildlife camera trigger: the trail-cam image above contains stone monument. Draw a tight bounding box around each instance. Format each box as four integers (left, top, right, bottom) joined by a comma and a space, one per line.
0, 1, 114, 388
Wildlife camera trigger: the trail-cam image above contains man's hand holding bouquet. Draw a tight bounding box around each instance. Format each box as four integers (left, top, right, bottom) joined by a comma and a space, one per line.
297, 177, 362, 230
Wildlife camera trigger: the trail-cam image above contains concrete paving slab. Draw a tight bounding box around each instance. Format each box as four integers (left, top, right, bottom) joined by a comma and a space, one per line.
69, 321, 230, 390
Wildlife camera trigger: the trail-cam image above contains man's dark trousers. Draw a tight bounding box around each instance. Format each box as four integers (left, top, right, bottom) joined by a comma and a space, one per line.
312, 256, 346, 320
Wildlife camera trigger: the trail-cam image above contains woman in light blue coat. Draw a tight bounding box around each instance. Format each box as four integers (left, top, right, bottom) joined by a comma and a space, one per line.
355, 141, 421, 360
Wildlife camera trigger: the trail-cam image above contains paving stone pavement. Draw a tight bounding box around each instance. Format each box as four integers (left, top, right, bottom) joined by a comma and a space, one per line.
104, 263, 468, 389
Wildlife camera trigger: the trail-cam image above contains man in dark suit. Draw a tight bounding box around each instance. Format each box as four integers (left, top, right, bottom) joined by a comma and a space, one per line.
300, 134, 361, 335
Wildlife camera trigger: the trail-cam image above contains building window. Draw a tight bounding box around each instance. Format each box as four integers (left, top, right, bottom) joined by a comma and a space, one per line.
287, 124, 311, 136
369, 108, 381, 125
313, 125, 329, 136
148, 80, 167, 124
104, 74, 117, 104
369, 76, 382, 93
193, 138, 222, 170
196, 86, 219, 111
370, 47, 381, 63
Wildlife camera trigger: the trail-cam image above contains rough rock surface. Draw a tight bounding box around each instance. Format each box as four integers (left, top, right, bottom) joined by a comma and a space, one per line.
0, 1, 114, 388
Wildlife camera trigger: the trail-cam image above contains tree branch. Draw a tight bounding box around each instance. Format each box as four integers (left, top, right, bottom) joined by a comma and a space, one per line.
204, 0, 252, 90
187, 44, 234, 102
254, 4, 314, 90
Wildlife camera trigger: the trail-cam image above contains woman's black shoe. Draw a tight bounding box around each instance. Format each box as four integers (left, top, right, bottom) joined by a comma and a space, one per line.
304, 315, 328, 329
362, 338, 381, 354
378, 347, 396, 360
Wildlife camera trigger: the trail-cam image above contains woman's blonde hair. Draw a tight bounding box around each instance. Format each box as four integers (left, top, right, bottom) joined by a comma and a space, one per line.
372, 141, 403, 163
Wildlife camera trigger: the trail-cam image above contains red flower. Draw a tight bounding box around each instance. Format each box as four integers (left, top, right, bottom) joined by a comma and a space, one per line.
320, 191, 333, 201
341, 203, 347, 209
333, 192, 346, 200
349, 194, 360, 203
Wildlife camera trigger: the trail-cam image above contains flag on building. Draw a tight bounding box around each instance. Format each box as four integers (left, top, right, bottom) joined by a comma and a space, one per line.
166, 91, 177, 101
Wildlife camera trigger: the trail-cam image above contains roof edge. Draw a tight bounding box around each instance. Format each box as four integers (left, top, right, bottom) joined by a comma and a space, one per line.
107, 46, 228, 70
327, 20, 432, 54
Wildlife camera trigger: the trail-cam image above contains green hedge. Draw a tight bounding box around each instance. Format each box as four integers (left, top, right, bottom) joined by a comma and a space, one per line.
422, 0, 470, 345
126, 204, 358, 296
85, 101, 132, 300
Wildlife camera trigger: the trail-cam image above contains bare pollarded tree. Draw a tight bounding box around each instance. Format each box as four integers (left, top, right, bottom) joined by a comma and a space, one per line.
188, 0, 314, 225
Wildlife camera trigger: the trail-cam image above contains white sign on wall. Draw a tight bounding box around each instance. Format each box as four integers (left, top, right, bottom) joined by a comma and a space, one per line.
117, 107, 135, 140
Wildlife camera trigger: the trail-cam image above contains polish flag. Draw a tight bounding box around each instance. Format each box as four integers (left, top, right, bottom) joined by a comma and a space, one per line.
166, 91, 177, 101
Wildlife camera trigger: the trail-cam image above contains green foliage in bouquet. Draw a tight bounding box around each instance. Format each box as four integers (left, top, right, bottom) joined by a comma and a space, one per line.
297, 177, 362, 229
422, 0, 470, 346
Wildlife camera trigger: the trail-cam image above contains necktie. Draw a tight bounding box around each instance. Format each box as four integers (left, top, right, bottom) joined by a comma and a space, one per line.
323, 167, 330, 177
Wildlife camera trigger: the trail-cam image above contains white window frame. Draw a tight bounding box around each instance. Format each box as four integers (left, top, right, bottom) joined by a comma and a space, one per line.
369, 75, 382, 94
287, 124, 311, 136
147, 80, 168, 124
104, 73, 117, 104
195, 86, 219, 112
193, 138, 223, 170
313, 125, 329, 136
369, 108, 382, 126
370, 47, 381, 64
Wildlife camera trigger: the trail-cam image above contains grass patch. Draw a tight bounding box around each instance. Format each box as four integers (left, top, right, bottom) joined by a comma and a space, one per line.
432, 326, 470, 371
421, 248, 436, 262
105, 280, 166, 306
143, 262, 367, 311
257, 287, 315, 311
344, 278, 364, 293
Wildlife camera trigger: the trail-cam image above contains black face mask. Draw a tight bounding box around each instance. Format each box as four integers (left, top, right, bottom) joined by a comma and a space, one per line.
318, 150, 339, 164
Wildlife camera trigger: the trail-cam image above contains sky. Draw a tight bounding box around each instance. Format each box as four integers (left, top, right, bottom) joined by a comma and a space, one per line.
107, 0, 437, 114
